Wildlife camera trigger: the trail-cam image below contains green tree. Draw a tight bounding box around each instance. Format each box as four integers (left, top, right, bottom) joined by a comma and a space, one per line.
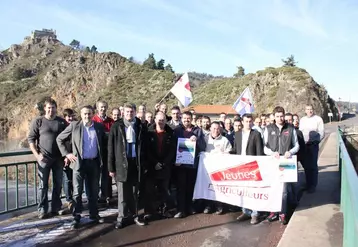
164, 63, 174, 73
128, 56, 135, 62
156, 59, 165, 70
69, 39, 80, 49
234, 66, 245, 78
142, 53, 157, 69
90, 45, 97, 53
282, 55, 297, 67
84, 46, 90, 52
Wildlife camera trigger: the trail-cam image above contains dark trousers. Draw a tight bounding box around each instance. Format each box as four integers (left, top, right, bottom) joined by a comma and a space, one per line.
100, 154, 112, 199
63, 166, 73, 202
144, 176, 173, 214
73, 159, 100, 218
117, 158, 139, 223
37, 158, 63, 213
175, 167, 197, 213
303, 143, 319, 189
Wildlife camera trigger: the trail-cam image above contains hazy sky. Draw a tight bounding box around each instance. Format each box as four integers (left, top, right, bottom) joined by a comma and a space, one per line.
1, 0, 358, 101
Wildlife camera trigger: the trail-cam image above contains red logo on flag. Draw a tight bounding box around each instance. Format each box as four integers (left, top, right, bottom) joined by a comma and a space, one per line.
240, 97, 252, 106
210, 161, 263, 182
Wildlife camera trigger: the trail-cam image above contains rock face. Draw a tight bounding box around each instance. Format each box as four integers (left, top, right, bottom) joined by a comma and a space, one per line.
0, 34, 338, 140
192, 66, 338, 121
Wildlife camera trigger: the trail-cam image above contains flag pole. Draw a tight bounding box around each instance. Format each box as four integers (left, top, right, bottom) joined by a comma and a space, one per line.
158, 90, 172, 104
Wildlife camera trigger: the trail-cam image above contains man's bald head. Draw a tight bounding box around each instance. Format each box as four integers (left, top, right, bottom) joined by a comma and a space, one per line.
155, 111, 167, 129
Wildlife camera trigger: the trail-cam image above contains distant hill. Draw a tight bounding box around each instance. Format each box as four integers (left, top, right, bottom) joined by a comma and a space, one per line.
0, 32, 338, 140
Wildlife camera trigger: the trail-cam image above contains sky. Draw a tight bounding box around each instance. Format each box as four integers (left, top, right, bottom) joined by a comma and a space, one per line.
1, 0, 358, 102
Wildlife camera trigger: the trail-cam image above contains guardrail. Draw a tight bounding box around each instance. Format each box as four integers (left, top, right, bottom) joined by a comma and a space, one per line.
0, 150, 38, 215
338, 128, 358, 247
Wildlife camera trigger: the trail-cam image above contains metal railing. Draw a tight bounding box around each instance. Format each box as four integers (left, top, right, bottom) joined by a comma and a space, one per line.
0, 150, 38, 215
338, 128, 358, 247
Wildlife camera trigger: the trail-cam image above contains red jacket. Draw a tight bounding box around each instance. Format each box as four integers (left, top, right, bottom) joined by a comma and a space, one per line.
92, 115, 114, 133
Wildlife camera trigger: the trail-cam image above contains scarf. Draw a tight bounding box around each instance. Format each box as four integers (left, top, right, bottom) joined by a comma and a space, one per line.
123, 118, 136, 143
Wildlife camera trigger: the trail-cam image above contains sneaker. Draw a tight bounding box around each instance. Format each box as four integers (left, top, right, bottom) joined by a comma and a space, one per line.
174, 212, 186, 219
250, 216, 260, 225
279, 214, 288, 225
71, 219, 80, 229
236, 213, 250, 222
38, 212, 48, 219
203, 206, 212, 214
134, 216, 147, 226
266, 212, 278, 222
89, 215, 104, 224
215, 207, 224, 215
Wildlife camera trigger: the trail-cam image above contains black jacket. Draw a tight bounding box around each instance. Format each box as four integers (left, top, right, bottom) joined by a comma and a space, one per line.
295, 127, 306, 162
108, 117, 146, 182
145, 124, 177, 179
231, 130, 264, 156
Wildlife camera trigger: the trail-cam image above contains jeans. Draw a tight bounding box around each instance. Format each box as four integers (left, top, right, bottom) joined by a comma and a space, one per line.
303, 143, 319, 189
37, 158, 63, 213
63, 166, 73, 202
73, 159, 100, 218
242, 208, 258, 217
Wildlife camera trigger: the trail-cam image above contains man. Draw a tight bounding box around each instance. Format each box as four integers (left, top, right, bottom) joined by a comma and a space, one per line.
233, 114, 241, 121
192, 114, 197, 126
119, 106, 124, 118
203, 121, 232, 215
28, 98, 67, 219
93, 100, 114, 133
144, 112, 177, 220
108, 104, 147, 229
92, 100, 114, 204
260, 114, 266, 127
264, 106, 299, 225
168, 106, 181, 129
299, 105, 324, 193
269, 113, 275, 125
61, 108, 75, 215
219, 112, 227, 123
201, 116, 211, 136
173, 111, 206, 218
223, 118, 234, 146
137, 104, 146, 123
57, 105, 106, 229
112, 108, 121, 121
233, 119, 242, 132
156, 103, 171, 121
252, 117, 264, 138
264, 114, 271, 126
293, 114, 300, 128
218, 112, 226, 130
138, 104, 146, 114
232, 114, 264, 225
254, 117, 261, 128
145, 111, 154, 127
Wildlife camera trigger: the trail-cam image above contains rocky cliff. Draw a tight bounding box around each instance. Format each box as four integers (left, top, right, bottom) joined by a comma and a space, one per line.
0, 34, 337, 141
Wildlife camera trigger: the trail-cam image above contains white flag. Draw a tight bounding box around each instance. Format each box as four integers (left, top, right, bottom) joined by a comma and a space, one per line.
232, 87, 254, 115
170, 72, 193, 107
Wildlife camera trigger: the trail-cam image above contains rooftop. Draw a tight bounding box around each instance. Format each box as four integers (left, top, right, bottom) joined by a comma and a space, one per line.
183, 105, 237, 115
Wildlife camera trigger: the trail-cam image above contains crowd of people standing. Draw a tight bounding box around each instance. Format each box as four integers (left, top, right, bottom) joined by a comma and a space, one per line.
28, 97, 324, 229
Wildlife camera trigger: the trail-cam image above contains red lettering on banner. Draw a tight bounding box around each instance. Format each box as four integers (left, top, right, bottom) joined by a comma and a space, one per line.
210, 161, 263, 182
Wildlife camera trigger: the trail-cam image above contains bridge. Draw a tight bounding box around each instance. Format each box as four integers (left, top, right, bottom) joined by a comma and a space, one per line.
0, 117, 358, 247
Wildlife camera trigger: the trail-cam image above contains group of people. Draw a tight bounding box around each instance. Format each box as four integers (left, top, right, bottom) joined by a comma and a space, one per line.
28, 97, 324, 229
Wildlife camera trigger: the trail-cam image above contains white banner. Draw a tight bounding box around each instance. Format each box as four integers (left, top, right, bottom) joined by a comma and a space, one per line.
193, 153, 297, 212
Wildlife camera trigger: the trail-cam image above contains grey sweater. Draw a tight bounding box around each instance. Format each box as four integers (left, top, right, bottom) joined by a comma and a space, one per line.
28, 116, 67, 159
